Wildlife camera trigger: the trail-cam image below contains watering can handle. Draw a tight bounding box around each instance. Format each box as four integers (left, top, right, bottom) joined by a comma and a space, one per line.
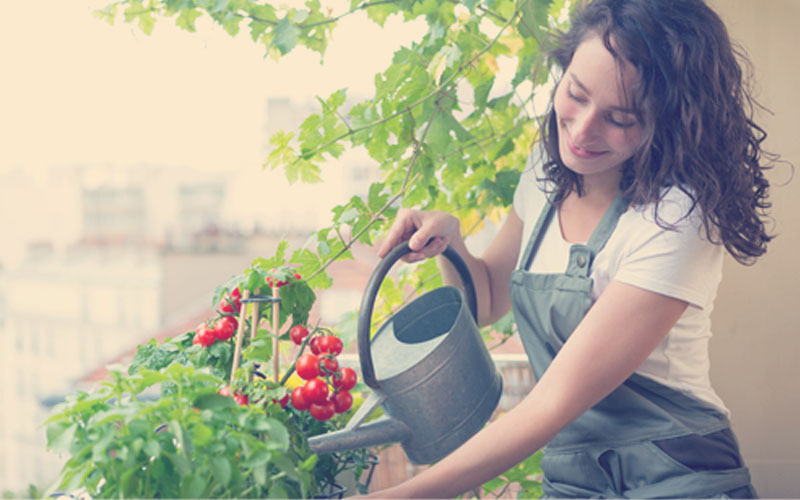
358, 241, 478, 389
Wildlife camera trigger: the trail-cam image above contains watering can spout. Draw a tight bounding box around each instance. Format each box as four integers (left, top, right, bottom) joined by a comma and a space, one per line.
308, 417, 412, 456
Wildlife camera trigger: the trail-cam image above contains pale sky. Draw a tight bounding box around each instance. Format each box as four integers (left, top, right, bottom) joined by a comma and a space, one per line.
0, 1, 427, 265
0, 1, 424, 172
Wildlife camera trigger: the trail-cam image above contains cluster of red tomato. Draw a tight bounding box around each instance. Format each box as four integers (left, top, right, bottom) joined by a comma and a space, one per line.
192, 288, 242, 347
288, 325, 358, 421
265, 270, 302, 288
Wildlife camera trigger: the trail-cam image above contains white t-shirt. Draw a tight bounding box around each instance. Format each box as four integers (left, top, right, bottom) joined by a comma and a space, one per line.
512, 153, 729, 414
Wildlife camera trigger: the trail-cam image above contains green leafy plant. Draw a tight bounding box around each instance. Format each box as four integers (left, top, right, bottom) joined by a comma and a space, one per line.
46, 258, 373, 498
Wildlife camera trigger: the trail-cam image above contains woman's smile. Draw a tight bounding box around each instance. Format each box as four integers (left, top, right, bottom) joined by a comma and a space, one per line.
564, 128, 608, 159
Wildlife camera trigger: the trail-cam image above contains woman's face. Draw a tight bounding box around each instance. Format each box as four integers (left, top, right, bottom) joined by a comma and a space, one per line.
553, 34, 645, 187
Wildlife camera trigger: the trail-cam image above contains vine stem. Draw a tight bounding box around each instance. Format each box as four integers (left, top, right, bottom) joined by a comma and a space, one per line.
303, 101, 441, 284
289, 5, 523, 162
272, 286, 280, 383
298, 4, 522, 284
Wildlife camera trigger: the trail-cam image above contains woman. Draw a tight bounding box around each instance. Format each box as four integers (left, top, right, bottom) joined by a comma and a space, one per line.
370, 0, 773, 497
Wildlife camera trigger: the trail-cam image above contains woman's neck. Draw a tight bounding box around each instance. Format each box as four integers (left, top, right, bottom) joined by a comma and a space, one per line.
558, 171, 623, 244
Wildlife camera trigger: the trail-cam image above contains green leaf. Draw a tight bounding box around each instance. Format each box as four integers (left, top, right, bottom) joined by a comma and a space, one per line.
144, 439, 161, 459
180, 474, 206, 498
210, 0, 231, 13
46, 422, 77, 453
519, 0, 553, 41
243, 338, 273, 363
192, 422, 213, 447
120, 467, 140, 497
194, 393, 238, 410
366, 2, 402, 26
367, 182, 389, 212
272, 16, 300, 55
167, 451, 192, 477
176, 8, 203, 32
211, 455, 232, 487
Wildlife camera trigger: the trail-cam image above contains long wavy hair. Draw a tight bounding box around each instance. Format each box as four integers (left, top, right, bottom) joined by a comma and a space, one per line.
539, 0, 775, 264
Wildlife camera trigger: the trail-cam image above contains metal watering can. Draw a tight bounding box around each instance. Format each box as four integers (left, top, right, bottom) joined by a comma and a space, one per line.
308, 242, 503, 465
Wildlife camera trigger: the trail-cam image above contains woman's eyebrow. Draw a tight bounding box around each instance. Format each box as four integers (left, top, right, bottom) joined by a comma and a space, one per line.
569, 73, 638, 115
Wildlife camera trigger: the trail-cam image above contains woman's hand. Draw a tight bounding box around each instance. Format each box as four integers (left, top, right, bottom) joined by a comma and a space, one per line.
377, 208, 461, 262
377, 206, 523, 327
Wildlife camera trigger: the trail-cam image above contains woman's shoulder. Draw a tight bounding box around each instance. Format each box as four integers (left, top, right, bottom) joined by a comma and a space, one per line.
629, 185, 705, 229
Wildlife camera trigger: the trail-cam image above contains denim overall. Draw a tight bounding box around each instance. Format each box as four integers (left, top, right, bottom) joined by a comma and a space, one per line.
509, 195, 756, 498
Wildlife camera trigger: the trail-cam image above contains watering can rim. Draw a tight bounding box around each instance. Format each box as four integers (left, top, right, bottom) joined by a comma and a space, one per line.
357, 241, 478, 390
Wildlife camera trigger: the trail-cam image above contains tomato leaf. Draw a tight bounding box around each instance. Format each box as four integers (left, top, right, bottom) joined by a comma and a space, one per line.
46, 421, 77, 453
194, 393, 238, 410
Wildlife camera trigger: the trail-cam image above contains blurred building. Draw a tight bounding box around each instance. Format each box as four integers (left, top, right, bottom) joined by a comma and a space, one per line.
0, 95, 396, 493
0, 163, 295, 493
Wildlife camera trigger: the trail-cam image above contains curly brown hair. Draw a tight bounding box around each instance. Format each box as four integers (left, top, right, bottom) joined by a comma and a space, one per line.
539, 0, 776, 264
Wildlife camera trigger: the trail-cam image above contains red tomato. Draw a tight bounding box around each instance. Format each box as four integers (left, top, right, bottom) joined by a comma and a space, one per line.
271, 391, 289, 409
290, 386, 309, 411
325, 335, 343, 356
302, 378, 329, 404
295, 354, 320, 380
309, 336, 322, 355
289, 325, 310, 345
218, 386, 248, 406
321, 356, 339, 374
213, 316, 238, 341
315, 335, 331, 354
331, 390, 353, 414
230, 287, 242, 310
309, 400, 335, 421
332, 367, 358, 391
193, 323, 215, 347
294, 272, 302, 280
219, 297, 236, 314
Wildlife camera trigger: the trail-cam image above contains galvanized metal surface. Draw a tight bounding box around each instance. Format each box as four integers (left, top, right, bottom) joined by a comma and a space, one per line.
308, 243, 503, 465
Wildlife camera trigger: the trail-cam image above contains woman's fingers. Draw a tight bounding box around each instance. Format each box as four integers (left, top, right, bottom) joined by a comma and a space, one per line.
378, 208, 428, 257
378, 209, 458, 260
402, 236, 449, 263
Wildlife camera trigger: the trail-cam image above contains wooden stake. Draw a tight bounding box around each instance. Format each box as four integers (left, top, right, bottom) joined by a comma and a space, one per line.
249, 289, 261, 382
230, 289, 250, 388
272, 286, 280, 383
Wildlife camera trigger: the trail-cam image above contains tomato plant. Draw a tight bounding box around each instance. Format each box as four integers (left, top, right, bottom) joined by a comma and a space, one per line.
47, 258, 372, 499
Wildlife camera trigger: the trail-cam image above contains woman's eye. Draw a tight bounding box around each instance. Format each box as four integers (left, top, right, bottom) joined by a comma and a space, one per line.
606, 114, 637, 128
567, 89, 587, 103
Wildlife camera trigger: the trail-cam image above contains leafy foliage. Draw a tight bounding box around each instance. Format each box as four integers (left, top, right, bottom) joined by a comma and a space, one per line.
46, 364, 317, 498
90, 0, 577, 495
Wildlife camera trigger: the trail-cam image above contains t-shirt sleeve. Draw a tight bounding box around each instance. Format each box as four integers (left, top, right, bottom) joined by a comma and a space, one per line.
612, 193, 723, 310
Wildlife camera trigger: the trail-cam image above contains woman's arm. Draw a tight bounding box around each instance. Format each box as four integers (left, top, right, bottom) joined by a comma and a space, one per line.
369, 281, 689, 498
377, 207, 524, 327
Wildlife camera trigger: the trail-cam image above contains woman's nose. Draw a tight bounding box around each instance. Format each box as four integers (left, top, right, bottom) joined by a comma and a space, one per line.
570, 108, 600, 145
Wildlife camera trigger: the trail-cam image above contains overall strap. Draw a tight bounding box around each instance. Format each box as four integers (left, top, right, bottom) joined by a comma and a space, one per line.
519, 198, 557, 272
586, 193, 630, 255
